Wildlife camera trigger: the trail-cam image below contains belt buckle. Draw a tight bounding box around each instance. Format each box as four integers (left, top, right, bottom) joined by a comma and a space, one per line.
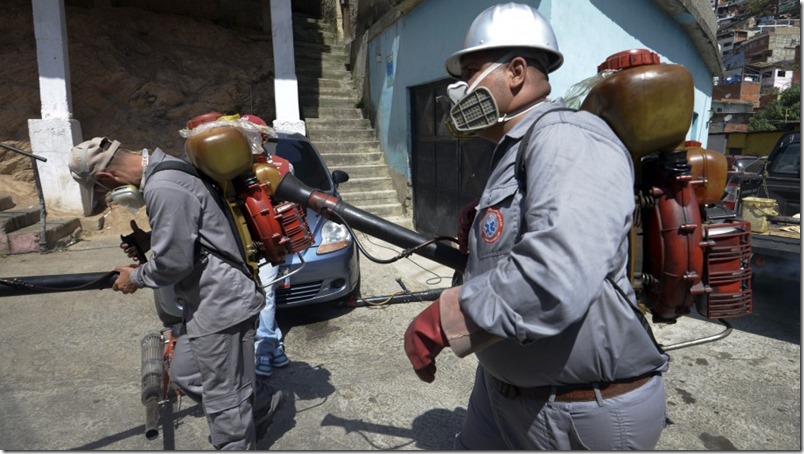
496, 379, 520, 399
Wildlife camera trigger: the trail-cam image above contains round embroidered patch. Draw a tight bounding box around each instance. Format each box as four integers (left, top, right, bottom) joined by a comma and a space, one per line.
481, 208, 503, 244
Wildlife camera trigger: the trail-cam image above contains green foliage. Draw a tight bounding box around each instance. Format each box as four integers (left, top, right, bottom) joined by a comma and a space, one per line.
749, 84, 801, 132
747, 0, 776, 16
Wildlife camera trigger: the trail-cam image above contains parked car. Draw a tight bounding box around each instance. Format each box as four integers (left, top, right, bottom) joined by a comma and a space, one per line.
152, 132, 360, 326
268, 132, 361, 308
727, 155, 767, 174
759, 132, 800, 216
722, 155, 766, 212
722, 132, 800, 215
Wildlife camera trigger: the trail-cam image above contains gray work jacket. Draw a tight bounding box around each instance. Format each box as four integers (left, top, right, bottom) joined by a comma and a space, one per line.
130, 149, 264, 338
461, 99, 669, 387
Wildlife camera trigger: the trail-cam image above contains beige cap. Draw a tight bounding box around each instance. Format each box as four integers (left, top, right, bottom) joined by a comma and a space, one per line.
69, 137, 121, 215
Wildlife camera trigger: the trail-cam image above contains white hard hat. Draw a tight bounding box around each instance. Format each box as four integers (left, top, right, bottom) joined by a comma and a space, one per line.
445, 2, 564, 78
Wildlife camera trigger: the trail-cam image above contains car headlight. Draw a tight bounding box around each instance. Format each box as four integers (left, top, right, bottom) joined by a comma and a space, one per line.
317, 220, 352, 254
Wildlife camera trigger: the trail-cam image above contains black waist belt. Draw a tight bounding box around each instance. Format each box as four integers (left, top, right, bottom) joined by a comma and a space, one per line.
491, 372, 658, 402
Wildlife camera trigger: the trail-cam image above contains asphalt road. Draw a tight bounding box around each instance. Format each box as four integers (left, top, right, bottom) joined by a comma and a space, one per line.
0, 230, 799, 450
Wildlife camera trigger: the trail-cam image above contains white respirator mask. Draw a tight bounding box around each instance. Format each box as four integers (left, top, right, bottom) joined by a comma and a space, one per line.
443, 53, 546, 136
109, 184, 145, 215
444, 53, 518, 134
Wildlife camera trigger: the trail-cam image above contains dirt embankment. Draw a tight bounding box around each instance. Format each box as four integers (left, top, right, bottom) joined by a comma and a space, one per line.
0, 0, 277, 226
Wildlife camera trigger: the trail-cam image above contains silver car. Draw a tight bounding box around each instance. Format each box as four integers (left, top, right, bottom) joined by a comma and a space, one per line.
268, 132, 360, 308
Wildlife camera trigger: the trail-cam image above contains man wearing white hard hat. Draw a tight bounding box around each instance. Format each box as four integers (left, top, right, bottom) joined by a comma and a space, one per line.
403, 3, 669, 449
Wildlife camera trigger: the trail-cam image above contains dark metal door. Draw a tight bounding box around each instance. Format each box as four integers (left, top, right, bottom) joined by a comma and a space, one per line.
410, 80, 494, 238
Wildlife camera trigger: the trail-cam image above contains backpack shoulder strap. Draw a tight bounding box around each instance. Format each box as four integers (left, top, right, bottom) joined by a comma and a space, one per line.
151, 160, 202, 179
515, 107, 576, 184
149, 160, 256, 283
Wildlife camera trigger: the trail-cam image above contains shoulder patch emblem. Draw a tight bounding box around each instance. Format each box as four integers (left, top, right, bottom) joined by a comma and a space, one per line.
481, 208, 503, 244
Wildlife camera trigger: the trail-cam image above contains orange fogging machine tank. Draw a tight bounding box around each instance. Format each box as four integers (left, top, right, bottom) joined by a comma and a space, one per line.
581, 49, 752, 323
183, 115, 313, 272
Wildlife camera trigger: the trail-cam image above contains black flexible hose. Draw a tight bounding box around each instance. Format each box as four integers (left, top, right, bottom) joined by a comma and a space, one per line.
0, 271, 118, 297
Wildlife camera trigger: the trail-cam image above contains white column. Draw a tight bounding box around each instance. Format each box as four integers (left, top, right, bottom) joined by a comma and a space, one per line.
28, 0, 84, 215
269, 0, 306, 135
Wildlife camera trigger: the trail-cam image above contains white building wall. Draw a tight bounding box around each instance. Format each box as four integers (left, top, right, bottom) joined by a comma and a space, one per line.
761, 68, 794, 90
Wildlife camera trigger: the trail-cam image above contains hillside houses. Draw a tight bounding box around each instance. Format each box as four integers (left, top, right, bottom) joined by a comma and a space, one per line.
710, 0, 800, 136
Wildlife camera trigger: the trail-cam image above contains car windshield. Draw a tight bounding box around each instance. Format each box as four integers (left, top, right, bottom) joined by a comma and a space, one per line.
742, 157, 767, 174
269, 137, 333, 192
768, 143, 800, 176
730, 156, 759, 172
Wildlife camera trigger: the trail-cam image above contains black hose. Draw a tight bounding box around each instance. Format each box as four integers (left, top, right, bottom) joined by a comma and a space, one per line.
342, 288, 447, 308
275, 173, 468, 272
0, 271, 118, 297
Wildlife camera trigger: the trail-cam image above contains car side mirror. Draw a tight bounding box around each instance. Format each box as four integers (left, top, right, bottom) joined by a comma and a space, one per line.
332, 170, 349, 189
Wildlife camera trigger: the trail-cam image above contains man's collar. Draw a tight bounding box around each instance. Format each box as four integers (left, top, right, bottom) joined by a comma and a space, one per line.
504, 98, 567, 141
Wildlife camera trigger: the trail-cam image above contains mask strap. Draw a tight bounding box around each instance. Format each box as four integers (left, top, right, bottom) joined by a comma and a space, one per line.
467, 52, 516, 91
499, 99, 546, 123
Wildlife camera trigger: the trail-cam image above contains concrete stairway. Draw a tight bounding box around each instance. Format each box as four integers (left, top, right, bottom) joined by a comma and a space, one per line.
292, 14, 413, 230
0, 194, 82, 255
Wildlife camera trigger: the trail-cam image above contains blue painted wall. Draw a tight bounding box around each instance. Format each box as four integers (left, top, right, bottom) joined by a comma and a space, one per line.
366, 0, 717, 184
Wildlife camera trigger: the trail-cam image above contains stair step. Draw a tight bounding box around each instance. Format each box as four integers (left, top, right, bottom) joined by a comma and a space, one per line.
304, 107, 365, 120
0, 208, 40, 234
338, 176, 397, 193
1, 217, 81, 254
308, 128, 376, 142
295, 50, 347, 65
292, 13, 336, 32
299, 77, 354, 90
340, 189, 399, 205
335, 164, 390, 179
313, 140, 380, 154
0, 194, 15, 211
306, 118, 371, 129
300, 84, 356, 97
296, 65, 352, 80
294, 40, 347, 57
301, 92, 356, 102
300, 96, 358, 110
320, 152, 383, 167
293, 28, 339, 46
295, 57, 349, 73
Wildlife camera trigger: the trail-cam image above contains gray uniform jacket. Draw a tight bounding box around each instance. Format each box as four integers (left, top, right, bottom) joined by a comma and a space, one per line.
461, 99, 669, 388
130, 149, 265, 338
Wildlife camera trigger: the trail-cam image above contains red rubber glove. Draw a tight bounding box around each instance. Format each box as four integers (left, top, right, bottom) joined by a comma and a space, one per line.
457, 198, 480, 253
404, 299, 449, 383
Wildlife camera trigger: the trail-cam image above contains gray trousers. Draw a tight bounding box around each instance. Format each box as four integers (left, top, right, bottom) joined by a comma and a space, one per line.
171, 317, 271, 450
455, 366, 667, 450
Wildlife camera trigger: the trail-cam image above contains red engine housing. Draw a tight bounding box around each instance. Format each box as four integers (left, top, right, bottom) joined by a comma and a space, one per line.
642, 153, 707, 322
237, 177, 313, 265
640, 151, 752, 323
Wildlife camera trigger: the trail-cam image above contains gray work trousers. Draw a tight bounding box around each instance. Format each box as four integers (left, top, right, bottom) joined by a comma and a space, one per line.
171, 316, 271, 450
455, 366, 667, 450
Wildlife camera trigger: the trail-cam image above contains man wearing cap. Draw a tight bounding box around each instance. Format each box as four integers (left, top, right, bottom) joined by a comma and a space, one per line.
403, 3, 669, 450
68, 136, 282, 450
